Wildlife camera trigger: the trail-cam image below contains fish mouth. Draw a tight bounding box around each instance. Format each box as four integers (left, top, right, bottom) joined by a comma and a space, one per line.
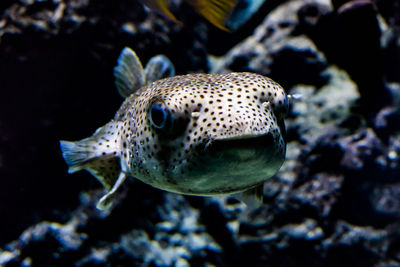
159, 132, 285, 196
209, 133, 275, 152
175, 132, 283, 195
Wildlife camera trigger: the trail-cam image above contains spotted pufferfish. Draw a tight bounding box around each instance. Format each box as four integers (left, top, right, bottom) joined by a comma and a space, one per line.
60, 47, 289, 210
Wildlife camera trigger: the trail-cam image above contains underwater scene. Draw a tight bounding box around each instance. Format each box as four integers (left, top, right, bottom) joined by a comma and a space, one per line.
1, 0, 400, 266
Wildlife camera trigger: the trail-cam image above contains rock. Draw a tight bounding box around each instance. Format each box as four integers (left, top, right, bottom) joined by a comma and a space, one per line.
211, 0, 331, 89
286, 66, 360, 148
372, 183, 400, 217
0, 191, 223, 266
369, 133, 400, 218
386, 134, 400, 170
322, 221, 392, 266
310, 0, 392, 118
374, 106, 400, 142
280, 218, 324, 240
380, 11, 400, 84
107, 195, 222, 266
338, 128, 385, 170
291, 173, 344, 217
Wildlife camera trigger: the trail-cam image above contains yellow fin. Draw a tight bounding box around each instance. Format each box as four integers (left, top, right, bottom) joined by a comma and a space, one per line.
185, 0, 238, 31
141, 0, 181, 24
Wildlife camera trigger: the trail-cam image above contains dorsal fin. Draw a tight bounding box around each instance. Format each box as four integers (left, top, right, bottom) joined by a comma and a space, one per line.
144, 54, 175, 84
114, 47, 146, 98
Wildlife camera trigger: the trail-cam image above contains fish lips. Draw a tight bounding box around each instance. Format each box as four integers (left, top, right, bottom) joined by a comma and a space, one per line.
208, 133, 277, 160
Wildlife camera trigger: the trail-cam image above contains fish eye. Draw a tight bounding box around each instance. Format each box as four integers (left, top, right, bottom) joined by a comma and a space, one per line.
149, 103, 169, 129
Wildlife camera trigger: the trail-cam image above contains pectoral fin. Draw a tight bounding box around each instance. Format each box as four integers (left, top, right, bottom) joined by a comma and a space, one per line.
97, 172, 127, 210
85, 158, 126, 210
237, 183, 264, 208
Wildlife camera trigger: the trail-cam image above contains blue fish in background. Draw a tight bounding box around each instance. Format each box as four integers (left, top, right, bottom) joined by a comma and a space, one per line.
227, 0, 266, 30
139, 0, 266, 31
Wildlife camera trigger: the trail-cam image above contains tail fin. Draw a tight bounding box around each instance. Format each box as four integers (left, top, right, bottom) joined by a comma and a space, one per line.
60, 140, 96, 173
60, 121, 126, 209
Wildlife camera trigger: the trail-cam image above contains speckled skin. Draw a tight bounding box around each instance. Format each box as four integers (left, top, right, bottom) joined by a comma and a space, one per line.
113, 72, 288, 195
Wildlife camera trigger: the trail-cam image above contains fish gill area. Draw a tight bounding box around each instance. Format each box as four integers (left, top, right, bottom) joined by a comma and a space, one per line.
1, 0, 400, 266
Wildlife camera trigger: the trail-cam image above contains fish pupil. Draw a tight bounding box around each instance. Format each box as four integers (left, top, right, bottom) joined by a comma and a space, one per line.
149, 104, 168, 129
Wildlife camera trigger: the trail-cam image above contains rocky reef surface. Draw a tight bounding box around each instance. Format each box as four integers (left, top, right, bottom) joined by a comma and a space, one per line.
1, 0, 400, 266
